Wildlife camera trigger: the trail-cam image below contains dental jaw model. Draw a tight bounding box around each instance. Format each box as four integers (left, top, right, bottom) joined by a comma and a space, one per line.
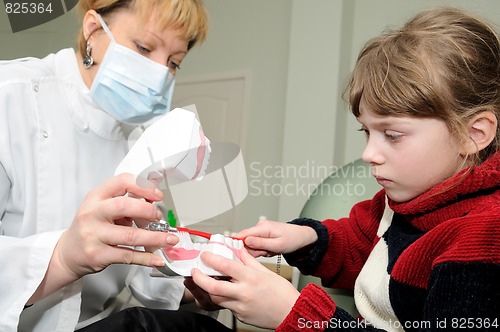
115, 106, 243, 277
148, 221, 243, 276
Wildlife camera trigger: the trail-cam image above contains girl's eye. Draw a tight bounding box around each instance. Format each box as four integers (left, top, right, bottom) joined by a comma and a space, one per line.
384, 131, 402, 142
357, 127, 370, 137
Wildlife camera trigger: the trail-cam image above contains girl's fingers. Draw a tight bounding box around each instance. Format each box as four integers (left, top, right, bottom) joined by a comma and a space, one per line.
233, 220, 272, 239
238, 247, 270, 272
244, 235, 281, 253
191, 266, 238, 298
199, 252, 246, 281
244, 248, 270, 258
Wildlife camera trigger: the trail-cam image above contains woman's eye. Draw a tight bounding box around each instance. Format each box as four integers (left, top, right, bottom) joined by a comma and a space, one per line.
135, 43, 150, 54
167, 59, 181, 71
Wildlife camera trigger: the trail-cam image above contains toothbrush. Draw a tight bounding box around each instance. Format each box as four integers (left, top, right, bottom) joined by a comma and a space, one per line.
147, 220, 243, 240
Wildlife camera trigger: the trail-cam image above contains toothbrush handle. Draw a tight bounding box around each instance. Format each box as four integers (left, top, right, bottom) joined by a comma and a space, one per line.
176, 227, 244, 241
176, 227, 212, 239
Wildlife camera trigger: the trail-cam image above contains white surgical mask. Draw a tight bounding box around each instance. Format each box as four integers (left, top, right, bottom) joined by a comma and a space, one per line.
90, 15, 175, 124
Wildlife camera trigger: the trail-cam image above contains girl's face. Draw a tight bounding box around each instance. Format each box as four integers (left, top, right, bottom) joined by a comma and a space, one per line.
80, 9, 189, 88
357, 98, 466, 202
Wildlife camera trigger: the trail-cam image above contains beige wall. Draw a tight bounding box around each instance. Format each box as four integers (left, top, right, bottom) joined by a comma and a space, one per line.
0, 8, 79, 59
2, 1, 500, 230
277, 0, 500, 222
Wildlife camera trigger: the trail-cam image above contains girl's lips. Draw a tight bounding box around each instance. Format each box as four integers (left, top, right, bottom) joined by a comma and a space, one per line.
374, 175, 392, 185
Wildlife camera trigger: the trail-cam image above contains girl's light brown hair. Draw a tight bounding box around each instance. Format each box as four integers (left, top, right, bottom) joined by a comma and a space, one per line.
77, 0, 208, 57
345, 7, 500, 164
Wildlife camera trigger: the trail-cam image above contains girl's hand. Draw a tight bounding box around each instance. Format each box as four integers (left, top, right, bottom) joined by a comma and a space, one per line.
29, 173, 179, 304
190, 248, 300, 329
235, 219, 318, 258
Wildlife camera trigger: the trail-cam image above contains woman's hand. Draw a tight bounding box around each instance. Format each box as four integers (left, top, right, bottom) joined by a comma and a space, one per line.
189, 249, 300, 329
183, 277, 224, 311
59, 173, 179, 276
28, 173, 178, 304
235, 219, 318, 258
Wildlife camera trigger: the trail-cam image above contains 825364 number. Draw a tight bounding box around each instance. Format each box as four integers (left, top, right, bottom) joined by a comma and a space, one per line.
5, 2, 53, 14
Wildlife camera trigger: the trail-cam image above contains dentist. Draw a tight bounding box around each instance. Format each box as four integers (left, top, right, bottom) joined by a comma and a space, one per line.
0, 0, 216, 331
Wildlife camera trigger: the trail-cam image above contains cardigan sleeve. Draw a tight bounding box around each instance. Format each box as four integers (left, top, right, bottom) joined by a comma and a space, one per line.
285, 190, 386, 290
276, 284, 385, 331
275, 284, 336, 331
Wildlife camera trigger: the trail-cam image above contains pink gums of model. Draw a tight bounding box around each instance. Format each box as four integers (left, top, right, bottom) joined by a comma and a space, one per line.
155, 233, 243, 276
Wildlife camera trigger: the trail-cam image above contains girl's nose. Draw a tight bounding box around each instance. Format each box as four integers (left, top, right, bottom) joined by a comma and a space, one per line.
362, 138, 384, 165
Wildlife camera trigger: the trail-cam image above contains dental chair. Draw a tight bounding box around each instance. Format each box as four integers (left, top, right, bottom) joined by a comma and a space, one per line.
298, 158, 380, 316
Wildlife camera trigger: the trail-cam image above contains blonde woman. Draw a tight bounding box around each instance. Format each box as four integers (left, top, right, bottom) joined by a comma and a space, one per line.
0, 1, 227, 331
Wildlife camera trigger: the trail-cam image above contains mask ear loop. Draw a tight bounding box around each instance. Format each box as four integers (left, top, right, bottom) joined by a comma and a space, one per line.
97, 14, 115, 41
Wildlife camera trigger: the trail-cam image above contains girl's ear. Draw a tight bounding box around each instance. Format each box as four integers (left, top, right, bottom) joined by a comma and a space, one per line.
460, 111, 498, 155
82, 10, 102, 41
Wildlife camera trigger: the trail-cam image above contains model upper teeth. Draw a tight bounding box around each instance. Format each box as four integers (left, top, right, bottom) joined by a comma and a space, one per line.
174, 233, 243, 251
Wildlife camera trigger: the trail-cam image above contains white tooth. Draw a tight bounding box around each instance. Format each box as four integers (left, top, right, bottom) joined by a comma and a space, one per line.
225, 236, 233, 247
235, 239, 243, 249
177, 231, 192, 245
211, 234, 225, 243
193, 243, 202, 250
184, 240, 193, 250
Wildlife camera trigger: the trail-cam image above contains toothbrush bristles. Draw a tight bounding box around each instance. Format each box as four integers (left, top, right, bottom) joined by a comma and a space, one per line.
176, 227, 213, 239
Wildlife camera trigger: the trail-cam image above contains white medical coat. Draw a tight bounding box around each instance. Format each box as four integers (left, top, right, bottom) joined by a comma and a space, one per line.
0, 48, 185, 332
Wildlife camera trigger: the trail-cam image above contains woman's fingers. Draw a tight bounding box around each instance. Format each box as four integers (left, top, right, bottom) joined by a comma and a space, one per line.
184, 278, 223, 311
93, 195, 162, 223
99, 245, 165, 268
98, 223, 178, 248
90, 173, 163, 202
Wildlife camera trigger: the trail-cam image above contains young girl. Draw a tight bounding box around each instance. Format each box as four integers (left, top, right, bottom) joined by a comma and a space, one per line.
188, 7, 500, 331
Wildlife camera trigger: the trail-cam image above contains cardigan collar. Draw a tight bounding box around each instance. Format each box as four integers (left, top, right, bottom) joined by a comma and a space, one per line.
388, 151, 500, 230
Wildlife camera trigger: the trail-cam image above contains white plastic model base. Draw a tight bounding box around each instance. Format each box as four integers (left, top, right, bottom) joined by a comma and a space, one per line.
154, 232, 243, 277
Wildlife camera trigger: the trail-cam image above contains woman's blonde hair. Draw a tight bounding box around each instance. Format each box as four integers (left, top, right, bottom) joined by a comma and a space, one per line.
345, 7, 500, 164
77, 0, 208, 57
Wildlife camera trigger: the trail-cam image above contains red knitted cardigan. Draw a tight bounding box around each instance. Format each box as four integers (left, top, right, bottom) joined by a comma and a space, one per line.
278, 151, 500, 331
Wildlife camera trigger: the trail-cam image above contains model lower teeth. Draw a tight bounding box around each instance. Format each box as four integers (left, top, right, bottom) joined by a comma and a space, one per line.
154, 233, 243, 276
